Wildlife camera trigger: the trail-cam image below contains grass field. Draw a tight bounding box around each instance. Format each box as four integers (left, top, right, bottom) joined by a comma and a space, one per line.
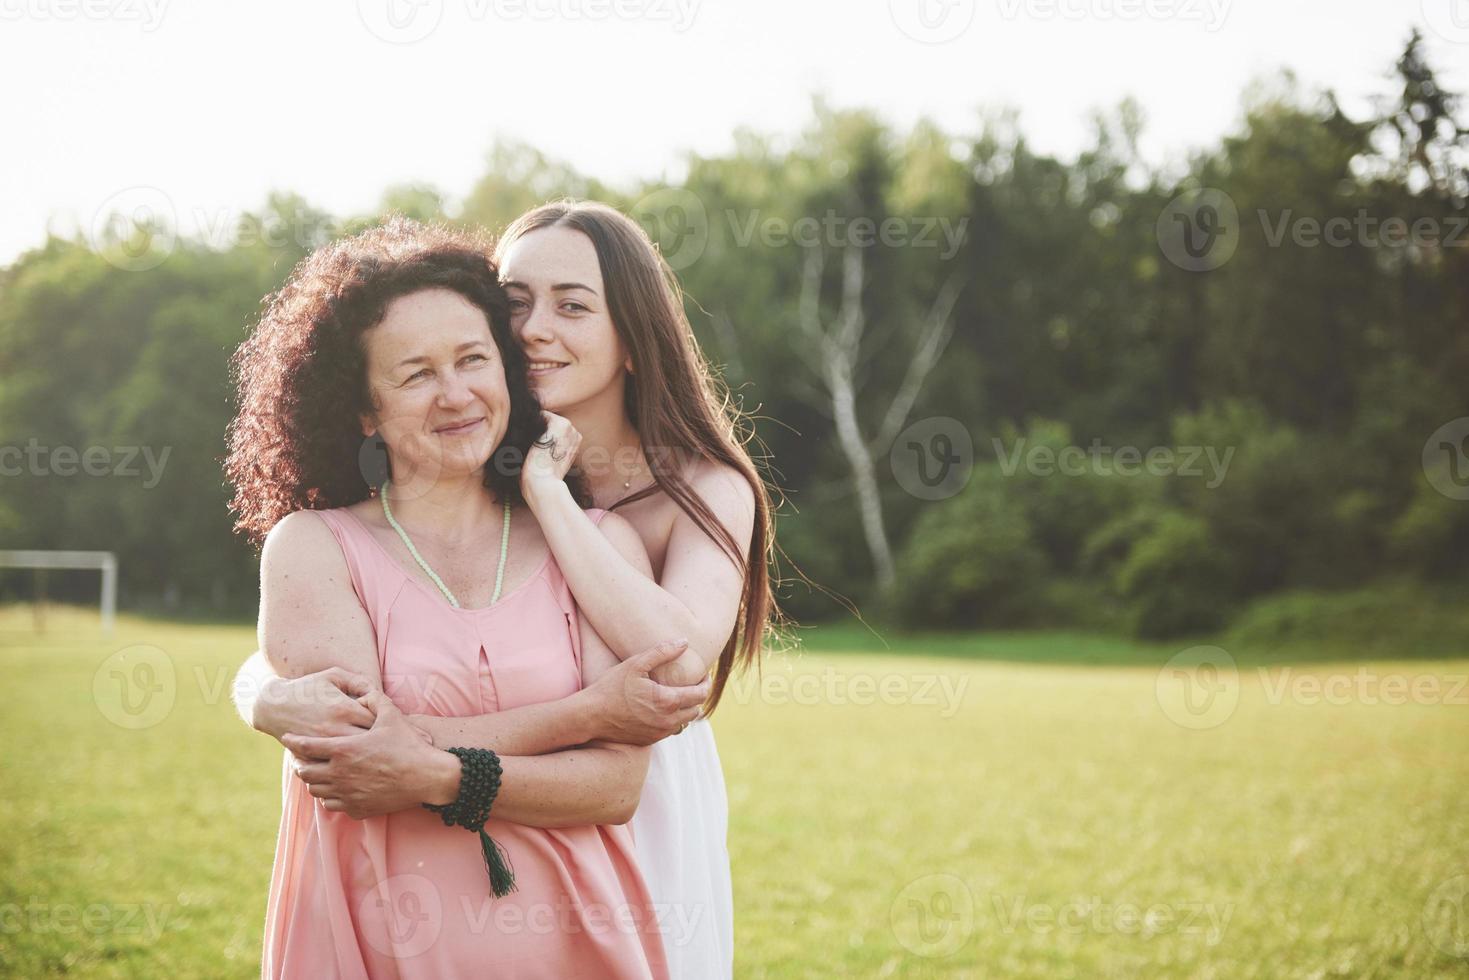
2, 606, 1467, 978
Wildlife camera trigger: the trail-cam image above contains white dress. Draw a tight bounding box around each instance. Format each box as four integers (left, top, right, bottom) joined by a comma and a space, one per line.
630, 717, 734, 979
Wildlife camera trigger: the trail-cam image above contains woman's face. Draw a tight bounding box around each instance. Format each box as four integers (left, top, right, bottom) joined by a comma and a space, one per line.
498, 225, 631, 414
358, 287, 510, 486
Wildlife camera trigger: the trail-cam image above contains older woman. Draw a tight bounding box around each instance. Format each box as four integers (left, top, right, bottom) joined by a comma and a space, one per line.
235, 201, 778, 979
225, 218, 684, 979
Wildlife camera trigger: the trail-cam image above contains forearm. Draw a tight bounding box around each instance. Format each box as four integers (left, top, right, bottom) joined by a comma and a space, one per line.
413, 689, 602, 757
528, 483, 715, 672
244, 646, 610, 750
425, 742, 647, 828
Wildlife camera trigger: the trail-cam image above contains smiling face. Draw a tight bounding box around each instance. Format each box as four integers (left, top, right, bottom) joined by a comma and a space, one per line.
358, 287, 510, 484
498, 225, 631, 415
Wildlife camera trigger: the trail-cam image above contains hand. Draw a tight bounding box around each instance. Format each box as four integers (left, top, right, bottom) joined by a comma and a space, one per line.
522, 411, 582, 498
586, 640, 710, 746
251, 663, 377, 742
282, 691, 455, 819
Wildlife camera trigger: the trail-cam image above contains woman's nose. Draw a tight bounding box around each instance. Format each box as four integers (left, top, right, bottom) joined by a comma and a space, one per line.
516, 303, 554, 345
438, 371, 474, 408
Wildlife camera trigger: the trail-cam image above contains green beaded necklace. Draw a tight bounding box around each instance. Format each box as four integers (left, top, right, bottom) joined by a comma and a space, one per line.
380, 479, 511, 608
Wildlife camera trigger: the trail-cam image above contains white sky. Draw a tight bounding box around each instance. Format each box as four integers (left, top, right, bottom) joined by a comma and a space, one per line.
1, 0, 1465, 265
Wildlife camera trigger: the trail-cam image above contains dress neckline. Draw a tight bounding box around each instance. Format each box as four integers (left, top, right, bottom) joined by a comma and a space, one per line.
336, 506, 553, 614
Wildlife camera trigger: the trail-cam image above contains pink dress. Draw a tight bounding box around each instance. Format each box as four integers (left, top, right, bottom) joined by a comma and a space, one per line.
261, 507, 669, 980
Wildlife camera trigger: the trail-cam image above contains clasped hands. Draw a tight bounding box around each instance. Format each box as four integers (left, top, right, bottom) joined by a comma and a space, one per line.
260, 640, 708, 820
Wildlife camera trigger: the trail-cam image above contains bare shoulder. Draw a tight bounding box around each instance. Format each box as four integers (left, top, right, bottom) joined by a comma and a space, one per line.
688, 459, 756, 525
672, 459, 756, 556
260, 509, 348, 579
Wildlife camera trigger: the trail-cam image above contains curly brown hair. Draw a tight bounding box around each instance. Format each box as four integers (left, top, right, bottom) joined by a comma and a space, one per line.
225, 216, 546, 546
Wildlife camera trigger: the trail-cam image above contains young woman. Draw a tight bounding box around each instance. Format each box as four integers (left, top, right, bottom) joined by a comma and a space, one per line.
234, 201, 778, 978
226, 218, 680, 978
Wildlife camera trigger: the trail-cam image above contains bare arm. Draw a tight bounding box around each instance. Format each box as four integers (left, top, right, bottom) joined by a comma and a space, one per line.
239, 643, 702, 752
525, 459, 756, 686
266, 509, 663, 825
242, 569, 600, 751
240, 508, 705, 750
481, 535, 653, 826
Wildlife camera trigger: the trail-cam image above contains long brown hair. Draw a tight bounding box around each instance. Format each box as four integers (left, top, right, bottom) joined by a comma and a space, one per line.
496, 200, 777, 713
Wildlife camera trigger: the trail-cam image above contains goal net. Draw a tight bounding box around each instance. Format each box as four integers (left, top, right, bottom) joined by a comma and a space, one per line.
0, 550, 117, 635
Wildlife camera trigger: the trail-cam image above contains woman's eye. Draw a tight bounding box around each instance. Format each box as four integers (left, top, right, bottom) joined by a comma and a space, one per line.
562, 302, 589, 314
406, 369, 431, 382
460, 354, 488, 366
507, 299, 529, 312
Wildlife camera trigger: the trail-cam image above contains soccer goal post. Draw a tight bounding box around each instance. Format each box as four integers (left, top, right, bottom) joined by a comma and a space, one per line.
0, 550, 117, 635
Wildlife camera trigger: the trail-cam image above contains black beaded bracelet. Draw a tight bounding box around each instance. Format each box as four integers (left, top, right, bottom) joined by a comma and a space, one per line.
424, 747, 516, 897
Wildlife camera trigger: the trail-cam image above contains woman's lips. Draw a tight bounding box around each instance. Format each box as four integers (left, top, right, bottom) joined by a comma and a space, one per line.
435, 417, 484, 435
526, 361, 567, 377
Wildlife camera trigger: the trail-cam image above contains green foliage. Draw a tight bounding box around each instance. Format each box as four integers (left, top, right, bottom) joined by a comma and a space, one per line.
1113, 510, 1232, 639
893, 467, 1046, 627
0, 35, 1464, 635
1225, 585, 1469, 658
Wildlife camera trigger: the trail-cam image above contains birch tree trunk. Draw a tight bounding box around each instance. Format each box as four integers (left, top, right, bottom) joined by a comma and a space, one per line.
797, 242, 964, 595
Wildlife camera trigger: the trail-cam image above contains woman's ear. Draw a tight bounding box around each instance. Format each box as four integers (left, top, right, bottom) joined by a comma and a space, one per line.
360, 414, 377, 438
624, 356, 635, 375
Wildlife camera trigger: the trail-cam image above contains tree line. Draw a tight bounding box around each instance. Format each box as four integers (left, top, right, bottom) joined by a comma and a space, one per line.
2, 31, 1465, 642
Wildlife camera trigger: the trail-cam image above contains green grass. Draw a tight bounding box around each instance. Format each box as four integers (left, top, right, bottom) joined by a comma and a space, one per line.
3, 606, 1468, 978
